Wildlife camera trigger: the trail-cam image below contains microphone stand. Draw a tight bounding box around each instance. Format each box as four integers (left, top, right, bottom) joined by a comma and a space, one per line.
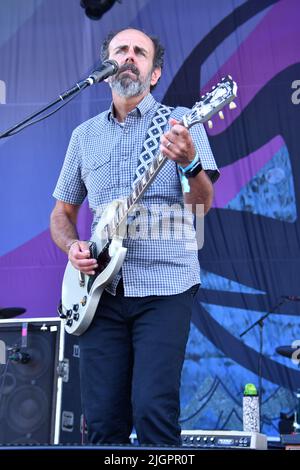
0, 60, 118, 139
0, 79, 90, 139
239, 296, 288, 430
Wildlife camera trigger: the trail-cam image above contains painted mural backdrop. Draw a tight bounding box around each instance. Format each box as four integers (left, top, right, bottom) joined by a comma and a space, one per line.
0, 0, 299, 436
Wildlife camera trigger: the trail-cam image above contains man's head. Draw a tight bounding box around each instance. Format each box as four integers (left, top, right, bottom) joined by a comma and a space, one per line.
101, 28, 164, 97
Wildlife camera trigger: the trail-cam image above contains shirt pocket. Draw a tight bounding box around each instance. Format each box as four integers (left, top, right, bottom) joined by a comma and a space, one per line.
82, 153, 111, 193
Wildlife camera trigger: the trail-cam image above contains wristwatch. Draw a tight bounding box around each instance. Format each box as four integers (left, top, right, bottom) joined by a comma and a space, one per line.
182, 159, 203, 178
178, 153, 203, 178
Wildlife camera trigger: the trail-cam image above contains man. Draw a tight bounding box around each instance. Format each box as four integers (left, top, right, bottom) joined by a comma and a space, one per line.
50, 28, 219, 445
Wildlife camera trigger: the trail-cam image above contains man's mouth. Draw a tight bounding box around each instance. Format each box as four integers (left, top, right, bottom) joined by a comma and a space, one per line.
120, 70, 137, 79
118, 65, 139, 78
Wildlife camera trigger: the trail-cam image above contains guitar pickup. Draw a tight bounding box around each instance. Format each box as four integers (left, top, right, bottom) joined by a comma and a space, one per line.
78, 271, 85, 287
77, 242, 97, 288
89, 241, 97, 259
86, 241, 98, 294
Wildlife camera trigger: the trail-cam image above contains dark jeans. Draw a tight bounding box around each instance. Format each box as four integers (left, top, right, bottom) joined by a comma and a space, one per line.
78, 281, 198, 446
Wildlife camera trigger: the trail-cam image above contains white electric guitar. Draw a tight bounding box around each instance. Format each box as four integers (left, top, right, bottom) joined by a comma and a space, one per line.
59, 75, 237, 335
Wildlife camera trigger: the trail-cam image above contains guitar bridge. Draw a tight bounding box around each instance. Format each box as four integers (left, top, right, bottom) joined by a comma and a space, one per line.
78, 271, 85, 287
89, 241, 97, 259
87, 241, 98, 293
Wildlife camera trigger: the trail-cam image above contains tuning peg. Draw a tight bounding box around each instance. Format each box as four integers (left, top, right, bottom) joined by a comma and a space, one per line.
228, 75, 232, 79
212, 86, 216, 90
218, 111, 224, 120
207, 120, 213, 129
229, 101, 237, 110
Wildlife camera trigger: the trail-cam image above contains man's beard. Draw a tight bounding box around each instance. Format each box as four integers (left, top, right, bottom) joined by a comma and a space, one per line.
109, 64, 152, 98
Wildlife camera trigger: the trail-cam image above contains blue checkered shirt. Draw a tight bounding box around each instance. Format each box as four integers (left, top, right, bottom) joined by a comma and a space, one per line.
53, 94, 219, 296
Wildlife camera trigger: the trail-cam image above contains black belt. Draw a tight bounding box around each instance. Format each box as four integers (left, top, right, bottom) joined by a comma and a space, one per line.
116, 277, 124, 295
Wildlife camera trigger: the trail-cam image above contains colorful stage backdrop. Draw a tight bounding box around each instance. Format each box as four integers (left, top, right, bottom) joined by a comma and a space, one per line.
1, 0, 300, 436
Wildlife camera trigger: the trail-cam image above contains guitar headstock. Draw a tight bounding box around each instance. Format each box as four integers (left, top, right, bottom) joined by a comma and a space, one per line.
182, 75, 238, 129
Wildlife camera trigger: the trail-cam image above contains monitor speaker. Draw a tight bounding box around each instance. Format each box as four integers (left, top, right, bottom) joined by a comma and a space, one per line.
0, 320, 60, 444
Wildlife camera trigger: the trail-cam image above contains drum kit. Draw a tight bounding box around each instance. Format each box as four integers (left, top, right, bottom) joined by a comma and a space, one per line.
0, 307, 26, 320
276, 344, 300, 362
276, 343, 300, 433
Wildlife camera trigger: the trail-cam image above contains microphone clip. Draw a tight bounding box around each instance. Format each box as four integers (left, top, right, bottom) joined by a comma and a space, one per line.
8, 346, 30, 364
85, 59, 119, 85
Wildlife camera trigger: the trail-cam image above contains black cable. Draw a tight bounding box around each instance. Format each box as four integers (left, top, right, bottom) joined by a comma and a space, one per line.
0, 357, 11, 405
6, 88, 84, 137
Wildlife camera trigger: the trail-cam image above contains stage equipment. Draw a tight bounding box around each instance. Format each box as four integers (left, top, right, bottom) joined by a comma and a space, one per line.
0, 319, 60, 444
0, 307, 26, 319
80, 0, 120, 20
181, 430, 267, 449
276, 345, 300, 432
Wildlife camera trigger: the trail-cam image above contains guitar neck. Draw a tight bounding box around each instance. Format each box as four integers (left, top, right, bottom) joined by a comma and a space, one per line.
109, 150, 168, 238
129, 151, 168, 205
122, 117, 187, 216
105, 74, 238, 239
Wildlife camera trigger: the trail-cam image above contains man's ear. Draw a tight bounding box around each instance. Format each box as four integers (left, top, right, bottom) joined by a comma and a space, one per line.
151, 67, 161, 87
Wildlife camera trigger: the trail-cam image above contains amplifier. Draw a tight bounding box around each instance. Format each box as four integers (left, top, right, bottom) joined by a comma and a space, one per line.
280, 433, 300, 445
181, 430, 267, 450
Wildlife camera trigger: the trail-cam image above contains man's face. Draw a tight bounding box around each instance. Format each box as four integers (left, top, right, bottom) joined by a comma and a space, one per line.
107, 29, 161, 98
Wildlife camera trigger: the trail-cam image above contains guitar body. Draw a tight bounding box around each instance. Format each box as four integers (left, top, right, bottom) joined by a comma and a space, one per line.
61, 199, 127, 335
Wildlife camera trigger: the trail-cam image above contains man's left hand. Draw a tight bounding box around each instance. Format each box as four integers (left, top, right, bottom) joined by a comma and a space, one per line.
160, 118, 196, 167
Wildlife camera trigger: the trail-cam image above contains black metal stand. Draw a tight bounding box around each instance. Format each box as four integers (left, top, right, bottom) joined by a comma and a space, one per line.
0, 60, 118, 139
240, 296, 287, 430
0, 80, 90, 139
293, 388, 300, 432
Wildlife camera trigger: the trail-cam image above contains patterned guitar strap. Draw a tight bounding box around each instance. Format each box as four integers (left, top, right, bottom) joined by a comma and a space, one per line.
132, 103, 174, 189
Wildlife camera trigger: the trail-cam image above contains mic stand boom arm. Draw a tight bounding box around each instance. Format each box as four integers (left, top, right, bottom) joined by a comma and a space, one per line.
0, 60, 118, 139
240, 297, 287, 339
0, 79, 90, 139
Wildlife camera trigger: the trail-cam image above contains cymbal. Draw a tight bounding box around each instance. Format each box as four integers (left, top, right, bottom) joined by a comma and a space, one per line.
276, 345, 299, 359
0, 307, 26, 320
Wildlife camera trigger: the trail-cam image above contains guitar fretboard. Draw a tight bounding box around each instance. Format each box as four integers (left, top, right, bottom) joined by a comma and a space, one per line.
103, 74, 237, 240
108, 149, 168, 239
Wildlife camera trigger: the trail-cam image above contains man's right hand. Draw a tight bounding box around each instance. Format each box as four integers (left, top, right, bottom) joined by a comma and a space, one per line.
68, 240, 98, 275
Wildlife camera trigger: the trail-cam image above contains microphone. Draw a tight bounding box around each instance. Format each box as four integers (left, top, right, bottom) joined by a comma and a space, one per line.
8, 348, 30, 364
282, 296, 300, 301
85, 60, 119, 85
60, 60, 119, 100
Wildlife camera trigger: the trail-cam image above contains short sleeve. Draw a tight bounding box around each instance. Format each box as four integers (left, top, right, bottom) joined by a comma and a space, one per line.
188, 123, 220, 183
53, 129, 87, 204
171, 107, 220, 183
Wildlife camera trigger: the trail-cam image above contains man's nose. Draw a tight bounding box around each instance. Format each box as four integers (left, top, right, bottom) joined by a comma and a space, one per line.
124, 47, 136, 63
